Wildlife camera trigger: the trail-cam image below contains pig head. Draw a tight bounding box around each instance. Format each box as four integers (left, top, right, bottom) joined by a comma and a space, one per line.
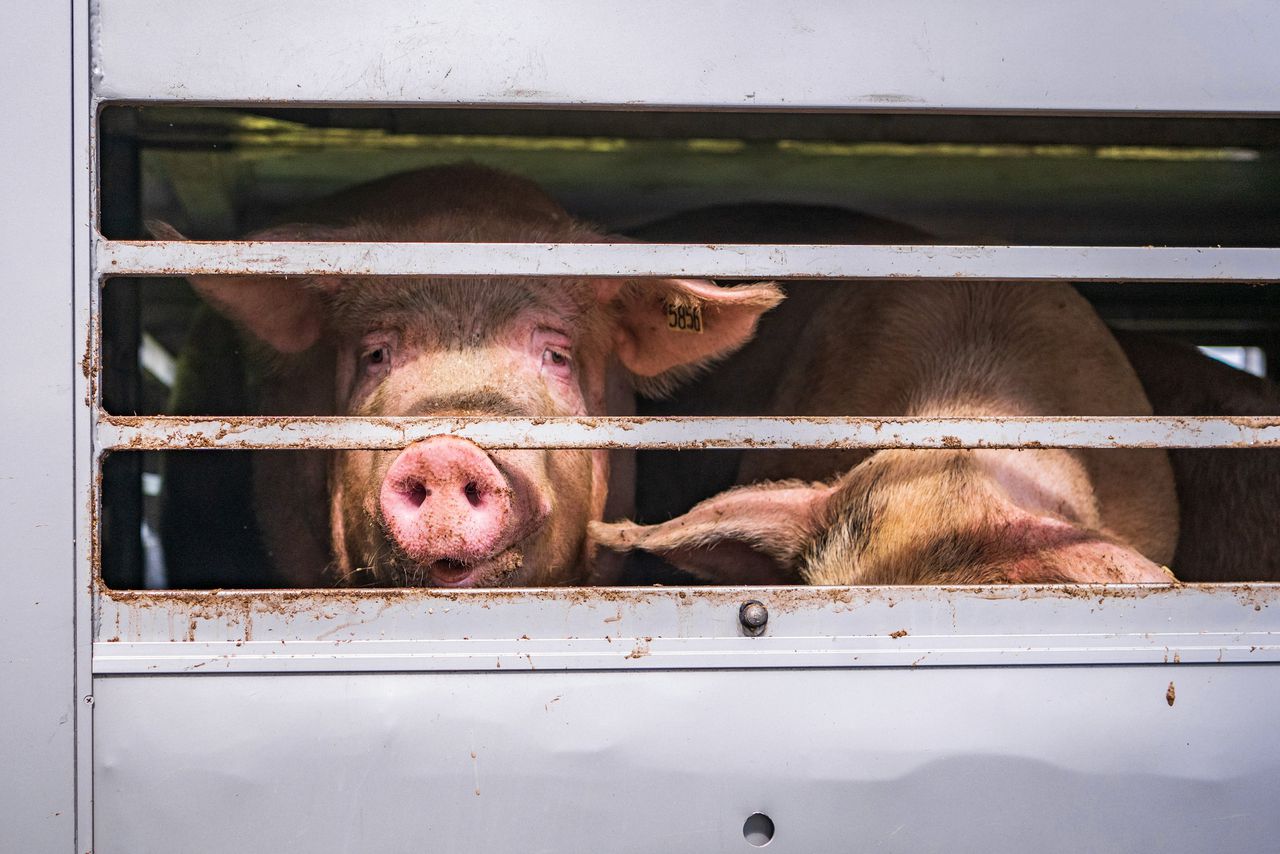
153, 164, 780, 587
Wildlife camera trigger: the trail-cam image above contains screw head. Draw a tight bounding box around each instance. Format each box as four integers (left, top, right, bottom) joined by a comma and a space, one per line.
739, 600, 768, 635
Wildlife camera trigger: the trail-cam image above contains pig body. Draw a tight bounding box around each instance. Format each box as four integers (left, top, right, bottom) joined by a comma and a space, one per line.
1113, 331, 1280, 582
595, 204, 1180, 585
155, 165, 781, 588
616, 203, 1278, 583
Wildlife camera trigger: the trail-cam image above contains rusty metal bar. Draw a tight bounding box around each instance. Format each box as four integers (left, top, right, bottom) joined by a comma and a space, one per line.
98, 240, 1280, 282
99, 414, 1280, 451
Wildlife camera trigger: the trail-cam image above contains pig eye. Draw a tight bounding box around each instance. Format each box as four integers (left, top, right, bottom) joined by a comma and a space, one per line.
360, 344, 392, 374
541, 347, 572, 376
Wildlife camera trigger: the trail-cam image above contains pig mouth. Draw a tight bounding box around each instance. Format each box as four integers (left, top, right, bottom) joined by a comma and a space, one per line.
428, 559, 476, 586
365, 539, 527, 588
420, 548, 525, 588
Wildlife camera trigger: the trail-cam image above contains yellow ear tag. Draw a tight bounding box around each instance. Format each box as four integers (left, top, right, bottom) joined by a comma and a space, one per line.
663, 298, 704, 334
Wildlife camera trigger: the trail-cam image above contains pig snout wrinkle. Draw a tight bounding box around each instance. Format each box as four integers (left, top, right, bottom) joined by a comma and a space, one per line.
400, 390, 529, 419
380, 437, 516, 564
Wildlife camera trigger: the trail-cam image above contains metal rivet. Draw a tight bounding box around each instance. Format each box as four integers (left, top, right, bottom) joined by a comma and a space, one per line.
739, 600, 768, 636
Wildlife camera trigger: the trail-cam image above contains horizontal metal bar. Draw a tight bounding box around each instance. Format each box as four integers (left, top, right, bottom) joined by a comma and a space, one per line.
100, 415, 1280, 451
95, 1, 1280, 113
91, 636, 1280, 674
99, 241, 1280, 282
92, 583, 1280, 673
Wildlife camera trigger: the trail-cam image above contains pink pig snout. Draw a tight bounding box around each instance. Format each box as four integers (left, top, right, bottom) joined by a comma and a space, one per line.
380, 437, 517, 565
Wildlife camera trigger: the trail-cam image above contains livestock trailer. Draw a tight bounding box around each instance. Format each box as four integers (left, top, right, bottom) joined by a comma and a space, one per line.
3, 2, 1280, 851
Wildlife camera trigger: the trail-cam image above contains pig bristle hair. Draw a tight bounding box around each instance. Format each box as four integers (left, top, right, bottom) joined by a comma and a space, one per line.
630, 362, 711, 399
800, 467, 1082, 586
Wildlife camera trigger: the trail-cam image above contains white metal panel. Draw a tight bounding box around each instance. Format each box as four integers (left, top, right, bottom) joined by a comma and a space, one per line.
94, 666, 1280, 854
83, 3, 1280, 850
0, 4, 80, 851
93, 0, 1280, 114
74, 1, 96, 849
101, 240, 1280, 282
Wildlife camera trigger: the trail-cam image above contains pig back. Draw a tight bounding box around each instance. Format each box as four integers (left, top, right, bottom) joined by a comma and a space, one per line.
741, 279, 1178, 567
1115, 331, 1280, 582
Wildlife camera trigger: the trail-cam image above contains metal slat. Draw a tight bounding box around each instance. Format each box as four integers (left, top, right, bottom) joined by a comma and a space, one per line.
91, 583, 1280, 671
99, 240, 1280, 282
88, 635, 1280, 673
99, 415, 1280, 451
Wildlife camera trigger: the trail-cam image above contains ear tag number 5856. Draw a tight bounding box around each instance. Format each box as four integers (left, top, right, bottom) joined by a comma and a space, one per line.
664, 300, 704, 334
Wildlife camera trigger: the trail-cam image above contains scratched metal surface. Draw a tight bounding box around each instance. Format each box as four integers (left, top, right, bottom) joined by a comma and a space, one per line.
0, 5, 82, 852
100, 240, 1280, 281
93, 584, 1280, 673
99, 414, 1280, 451
93, 665, 1280, 854
93, 0, 1280, 113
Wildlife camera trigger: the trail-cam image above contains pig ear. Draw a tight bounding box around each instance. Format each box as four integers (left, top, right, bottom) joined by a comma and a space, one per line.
600, 278, 783, 395
146, 220, 348, 354
588, 481, 833, 585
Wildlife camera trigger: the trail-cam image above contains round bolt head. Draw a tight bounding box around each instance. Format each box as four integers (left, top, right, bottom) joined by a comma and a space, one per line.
739, 600, 768, 635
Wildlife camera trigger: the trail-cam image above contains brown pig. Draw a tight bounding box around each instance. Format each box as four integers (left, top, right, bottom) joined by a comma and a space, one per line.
593, 205, 1180, 585
153, 165, 781, 588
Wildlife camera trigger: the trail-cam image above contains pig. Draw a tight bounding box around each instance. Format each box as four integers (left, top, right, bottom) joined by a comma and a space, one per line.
152, 164, 782, 588
612, 203, 1278, 584
592, 204, 1180, 585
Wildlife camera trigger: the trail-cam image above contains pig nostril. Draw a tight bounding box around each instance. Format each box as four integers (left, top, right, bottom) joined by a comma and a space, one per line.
402, 482, 429, 508
464, 481, 482, 507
